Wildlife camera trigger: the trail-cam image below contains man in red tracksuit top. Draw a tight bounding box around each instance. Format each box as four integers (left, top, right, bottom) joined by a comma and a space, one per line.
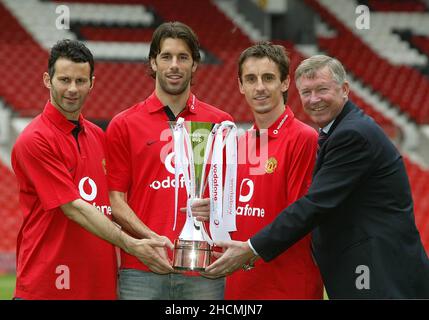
11, 39, 169, 300
207, 42, 324, 299
106, 22, 233, 300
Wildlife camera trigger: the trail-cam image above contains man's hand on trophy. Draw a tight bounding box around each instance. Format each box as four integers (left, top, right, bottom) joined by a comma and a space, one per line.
152, 234, 175, 269
180, 198, 210, 221
198, 249, 227, 279
128, 236, 174, 274
202, 240, 258, 277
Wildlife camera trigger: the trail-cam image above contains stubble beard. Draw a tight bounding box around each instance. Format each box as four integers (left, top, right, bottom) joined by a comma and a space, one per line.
158, 75, 191, 96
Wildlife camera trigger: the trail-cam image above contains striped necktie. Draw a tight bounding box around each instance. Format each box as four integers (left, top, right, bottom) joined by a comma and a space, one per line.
318, 130, 328, 153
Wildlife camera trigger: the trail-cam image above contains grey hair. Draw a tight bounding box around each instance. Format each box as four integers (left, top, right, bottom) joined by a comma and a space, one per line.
295, 55, 346, 85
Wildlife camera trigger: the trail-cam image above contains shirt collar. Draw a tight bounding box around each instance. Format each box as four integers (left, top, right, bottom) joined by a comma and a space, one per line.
146, 91, 198, 114
251, 106, 294, 139
321, 118, 335, 135
43, 101, 85, 134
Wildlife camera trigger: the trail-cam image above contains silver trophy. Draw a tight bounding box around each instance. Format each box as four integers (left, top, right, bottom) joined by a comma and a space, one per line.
171, 118, 237, 272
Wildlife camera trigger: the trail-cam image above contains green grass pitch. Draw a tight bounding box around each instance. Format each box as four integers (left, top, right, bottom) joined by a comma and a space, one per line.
0, 274, 15, 300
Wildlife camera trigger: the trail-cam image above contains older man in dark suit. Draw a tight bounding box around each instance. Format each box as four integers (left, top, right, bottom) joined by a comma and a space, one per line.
204, 55, 429, 299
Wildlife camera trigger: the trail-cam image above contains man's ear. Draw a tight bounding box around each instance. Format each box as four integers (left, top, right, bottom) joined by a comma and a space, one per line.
90, 76, 95, 90
150, 58, 157, 73
342, 81, 350, 99
281, 75, 290, 93
43, 72, 51, 89
192, 61, 198, 73
238, 77, 244, 95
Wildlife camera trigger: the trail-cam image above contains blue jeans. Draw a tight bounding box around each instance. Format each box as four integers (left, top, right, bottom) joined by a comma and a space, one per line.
118, 269, 225, 300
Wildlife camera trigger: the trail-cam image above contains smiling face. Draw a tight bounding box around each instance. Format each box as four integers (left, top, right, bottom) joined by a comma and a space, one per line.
150, 37, 197, 98
43, 58, 93, 120
238, 56, 289, 116
296, 66, 349, 128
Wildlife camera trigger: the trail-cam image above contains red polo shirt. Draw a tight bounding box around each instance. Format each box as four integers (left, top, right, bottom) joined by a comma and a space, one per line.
225, 107, 323, 299
11, 101, 117, 300
106, 91, 233, 272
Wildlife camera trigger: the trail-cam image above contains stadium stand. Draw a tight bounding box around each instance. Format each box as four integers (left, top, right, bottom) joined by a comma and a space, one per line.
363, 0, 428, 12
304, 0, 429, 124
0, 0, 403, 127
0, 159, 21, 273
411, 35, 429, 57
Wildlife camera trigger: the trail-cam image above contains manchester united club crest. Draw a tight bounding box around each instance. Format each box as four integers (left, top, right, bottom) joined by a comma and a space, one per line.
265, 157, 278, 174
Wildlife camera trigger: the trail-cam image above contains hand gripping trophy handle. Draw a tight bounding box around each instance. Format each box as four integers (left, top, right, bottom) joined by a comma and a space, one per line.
171, 118, 237, 272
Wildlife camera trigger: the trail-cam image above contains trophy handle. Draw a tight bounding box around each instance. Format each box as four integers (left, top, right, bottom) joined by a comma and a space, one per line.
178, 198, 212, 244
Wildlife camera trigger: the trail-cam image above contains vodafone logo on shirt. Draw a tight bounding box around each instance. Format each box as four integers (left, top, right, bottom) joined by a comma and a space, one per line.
239, 179, 254, 202
78, 177, 97, 201
149, 152, 186, 190
78, 177, 111, 215
236, 178, 265, 218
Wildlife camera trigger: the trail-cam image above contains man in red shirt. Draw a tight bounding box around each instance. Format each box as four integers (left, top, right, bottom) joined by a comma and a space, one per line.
11, 39, 172, 300
106, 22, 233, 299
201, 42, 323, 299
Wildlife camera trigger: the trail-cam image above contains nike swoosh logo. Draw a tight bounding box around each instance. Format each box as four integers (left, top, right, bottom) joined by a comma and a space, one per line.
146, 140, 158, 146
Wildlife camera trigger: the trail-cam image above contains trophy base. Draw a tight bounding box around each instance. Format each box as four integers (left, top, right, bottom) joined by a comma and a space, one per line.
172, 239, 212, 272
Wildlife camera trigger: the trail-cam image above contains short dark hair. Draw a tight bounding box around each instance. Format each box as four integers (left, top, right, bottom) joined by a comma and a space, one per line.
48, 39, 94, 81
148, 21, 200, 78
238, 41, 290, 102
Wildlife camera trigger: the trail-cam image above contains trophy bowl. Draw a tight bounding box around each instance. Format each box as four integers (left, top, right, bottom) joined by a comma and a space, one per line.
172, 239, 212, 271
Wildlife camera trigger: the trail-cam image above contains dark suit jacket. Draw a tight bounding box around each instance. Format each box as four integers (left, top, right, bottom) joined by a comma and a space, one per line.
251, 100, 429, 298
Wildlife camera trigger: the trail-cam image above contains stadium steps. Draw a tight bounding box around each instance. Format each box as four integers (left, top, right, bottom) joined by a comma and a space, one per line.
305, 0, 429, 124
0, 159, 21, 273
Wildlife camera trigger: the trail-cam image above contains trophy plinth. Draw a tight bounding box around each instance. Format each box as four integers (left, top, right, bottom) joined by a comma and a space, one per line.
172, 239, 212, 271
